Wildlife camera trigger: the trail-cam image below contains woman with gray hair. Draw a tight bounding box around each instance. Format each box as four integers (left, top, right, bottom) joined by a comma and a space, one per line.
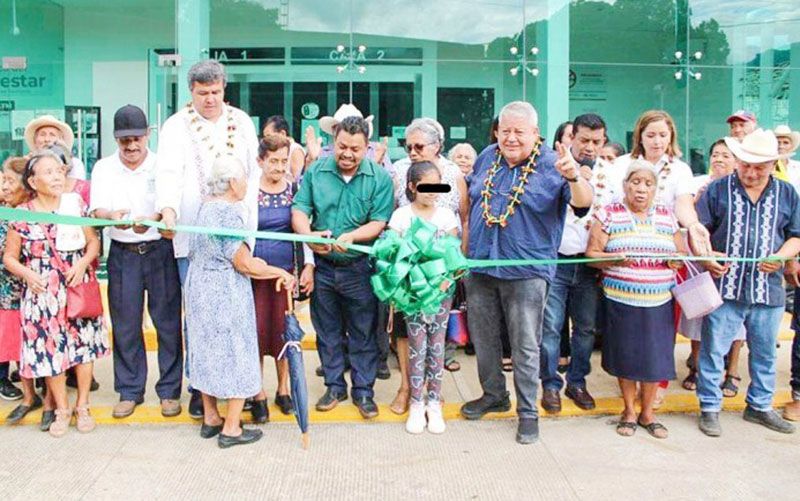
388, 117, 469, 415
185, 155, 295, 448
585, 159, 686, 439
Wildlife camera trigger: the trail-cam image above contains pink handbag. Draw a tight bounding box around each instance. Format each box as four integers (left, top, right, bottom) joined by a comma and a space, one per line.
672, 261, 723, 320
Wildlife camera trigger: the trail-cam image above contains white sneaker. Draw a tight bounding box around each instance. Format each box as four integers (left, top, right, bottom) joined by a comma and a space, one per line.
426, 400, 446, 434
405, 401, 426, 434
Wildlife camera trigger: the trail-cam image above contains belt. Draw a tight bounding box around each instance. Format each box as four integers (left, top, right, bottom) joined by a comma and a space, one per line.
319, 256, 367, 268
113, 240, 160, 255
557, 252, 585, 259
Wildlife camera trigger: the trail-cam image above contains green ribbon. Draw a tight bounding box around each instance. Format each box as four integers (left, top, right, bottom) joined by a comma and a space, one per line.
370, 218, 468, 315
0, 206, 787, 316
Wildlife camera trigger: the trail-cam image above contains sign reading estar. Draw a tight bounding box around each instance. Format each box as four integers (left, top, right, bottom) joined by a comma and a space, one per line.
0, 73, 46, 89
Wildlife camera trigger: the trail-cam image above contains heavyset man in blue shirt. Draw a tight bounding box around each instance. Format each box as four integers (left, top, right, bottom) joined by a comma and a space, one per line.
695, 129, 800, 437
459, 101, 593, 444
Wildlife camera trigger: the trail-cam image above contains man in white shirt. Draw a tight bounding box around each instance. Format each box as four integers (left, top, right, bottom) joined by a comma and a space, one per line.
540, 113, 620, 414
155, 60, 260, 419
90, 105, 183, 419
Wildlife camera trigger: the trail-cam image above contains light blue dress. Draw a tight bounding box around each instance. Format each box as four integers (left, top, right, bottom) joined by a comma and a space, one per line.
185, 200, 261, 399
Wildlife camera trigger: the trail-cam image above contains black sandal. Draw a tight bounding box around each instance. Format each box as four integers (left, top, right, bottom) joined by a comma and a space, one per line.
681, 370, 697, 391
445, 359, 461, 372
637, 419, 668, 439
721, 374, 741, 398
502, 358, 513, 372
616, 420, 637, 437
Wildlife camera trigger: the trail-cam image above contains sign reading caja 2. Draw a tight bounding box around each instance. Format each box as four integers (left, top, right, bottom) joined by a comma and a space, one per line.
291, 47, 422, 66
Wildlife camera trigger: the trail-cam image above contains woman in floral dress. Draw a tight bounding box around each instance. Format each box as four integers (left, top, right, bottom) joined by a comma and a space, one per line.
2, 150, 108, 437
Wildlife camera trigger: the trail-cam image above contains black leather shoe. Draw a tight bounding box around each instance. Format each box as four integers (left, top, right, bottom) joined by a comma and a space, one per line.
743, 406, 796, 434
315, 365, 324, 377
353, 396, 379, 419
0, 378, 23, 401
200, 421, 224, 439
541, 389, 562, 413
218, 427, 263, 449
250, 399, 269, 424
64, 373, 99, 392
516, 417, 540, 445
460, 393, 511, 420
39, 410, 56, 432
6, 395, 43, 424
699, 411, 721, 437
316, 388, 347, 412
376, 361, 391, 380
188, 390, 204, 419
275, 393, 294, 415
565, 385, 596, 410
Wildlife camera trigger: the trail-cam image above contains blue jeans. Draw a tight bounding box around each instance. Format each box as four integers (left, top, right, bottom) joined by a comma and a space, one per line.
697, 300, 784, 412
792, 291, 800, 401
540, 261, 599, 391
311, 257, 378, 399
466, 273, 548, 419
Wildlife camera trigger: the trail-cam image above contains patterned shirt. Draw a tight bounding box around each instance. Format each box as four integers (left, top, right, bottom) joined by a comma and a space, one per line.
0, 219, 23, 310
697, 173, 800, 307
595, 203, 678, 308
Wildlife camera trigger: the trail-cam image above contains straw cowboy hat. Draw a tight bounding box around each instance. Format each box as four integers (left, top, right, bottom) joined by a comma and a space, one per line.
774, 125, 800, 155
24, 115, 75, 151
724, 128, 780, 164
319, 104, 374, 138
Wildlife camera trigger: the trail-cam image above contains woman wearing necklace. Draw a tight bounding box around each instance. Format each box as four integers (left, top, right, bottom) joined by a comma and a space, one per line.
247, 135, 315, 422
460, 101, 592, 445
613, 110, 712, 406
586, 159, 686, 439
3, 150, 109, 437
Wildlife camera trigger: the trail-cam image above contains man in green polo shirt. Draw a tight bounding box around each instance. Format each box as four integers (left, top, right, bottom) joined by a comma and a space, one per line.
292, 115, 393, 419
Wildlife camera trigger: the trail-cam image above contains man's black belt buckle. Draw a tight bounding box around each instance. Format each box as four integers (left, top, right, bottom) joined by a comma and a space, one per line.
117, 241, 155, 255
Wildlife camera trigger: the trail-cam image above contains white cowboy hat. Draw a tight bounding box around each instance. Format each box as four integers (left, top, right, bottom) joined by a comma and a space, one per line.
318, 104, 374, 138
724, 128, 780, 164
24, 115, 75, 151
774, 125, 800, 155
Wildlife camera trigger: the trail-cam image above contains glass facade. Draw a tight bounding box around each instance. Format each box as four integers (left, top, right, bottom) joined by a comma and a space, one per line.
1, 0, 799, 173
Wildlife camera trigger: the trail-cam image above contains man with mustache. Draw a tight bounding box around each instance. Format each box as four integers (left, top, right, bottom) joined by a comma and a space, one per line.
292, 116, 394, 419
90, 105, 183, 419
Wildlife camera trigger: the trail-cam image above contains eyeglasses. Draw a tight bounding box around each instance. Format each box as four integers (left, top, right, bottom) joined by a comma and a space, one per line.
405, 142, 435, 154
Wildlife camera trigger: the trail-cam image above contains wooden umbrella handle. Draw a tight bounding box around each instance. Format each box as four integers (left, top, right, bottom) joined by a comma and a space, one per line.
276, 278, 295, 314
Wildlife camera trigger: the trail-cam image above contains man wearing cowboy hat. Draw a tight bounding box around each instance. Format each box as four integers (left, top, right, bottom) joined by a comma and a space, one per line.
23, 115, 87, 180
775, 125, 800, 189
304, 104, 393, 175
695, 128, 800, 437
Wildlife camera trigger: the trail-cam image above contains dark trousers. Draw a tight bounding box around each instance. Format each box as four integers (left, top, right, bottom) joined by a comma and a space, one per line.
311, 257, 378, 399
108, 239, 183, 401
0, 362, 7, 380
793, 291, 800, 400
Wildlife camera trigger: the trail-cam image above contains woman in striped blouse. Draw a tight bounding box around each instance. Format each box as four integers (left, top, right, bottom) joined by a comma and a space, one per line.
586, 159, 686, 439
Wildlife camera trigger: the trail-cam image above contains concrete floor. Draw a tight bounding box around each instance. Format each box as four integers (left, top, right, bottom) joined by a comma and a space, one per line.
0, 414, 798, 500
0, 310, 798, 499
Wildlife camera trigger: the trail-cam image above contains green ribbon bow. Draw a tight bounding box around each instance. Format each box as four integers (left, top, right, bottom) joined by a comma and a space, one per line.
370, 218, 468, 316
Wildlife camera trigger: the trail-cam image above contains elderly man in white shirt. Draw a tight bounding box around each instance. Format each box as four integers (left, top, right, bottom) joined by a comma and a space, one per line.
91, 105, 183, 420
540, 113, 622, 414
155, 60, 260, 419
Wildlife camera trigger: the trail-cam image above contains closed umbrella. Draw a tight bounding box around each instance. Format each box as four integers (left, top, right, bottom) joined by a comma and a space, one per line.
278, 285, 310, 449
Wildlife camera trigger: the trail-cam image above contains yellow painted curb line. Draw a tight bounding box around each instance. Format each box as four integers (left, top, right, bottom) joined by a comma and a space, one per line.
1, 391, 792, 427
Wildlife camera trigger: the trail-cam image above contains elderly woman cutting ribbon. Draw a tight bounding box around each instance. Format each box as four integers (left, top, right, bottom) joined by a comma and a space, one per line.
586, 159, 686, 439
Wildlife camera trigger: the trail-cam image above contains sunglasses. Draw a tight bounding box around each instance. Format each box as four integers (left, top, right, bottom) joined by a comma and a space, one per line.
405, 142, 435, 154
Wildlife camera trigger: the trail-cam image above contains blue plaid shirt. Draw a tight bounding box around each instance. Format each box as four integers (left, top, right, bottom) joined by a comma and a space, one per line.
697, 173, 800, 307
